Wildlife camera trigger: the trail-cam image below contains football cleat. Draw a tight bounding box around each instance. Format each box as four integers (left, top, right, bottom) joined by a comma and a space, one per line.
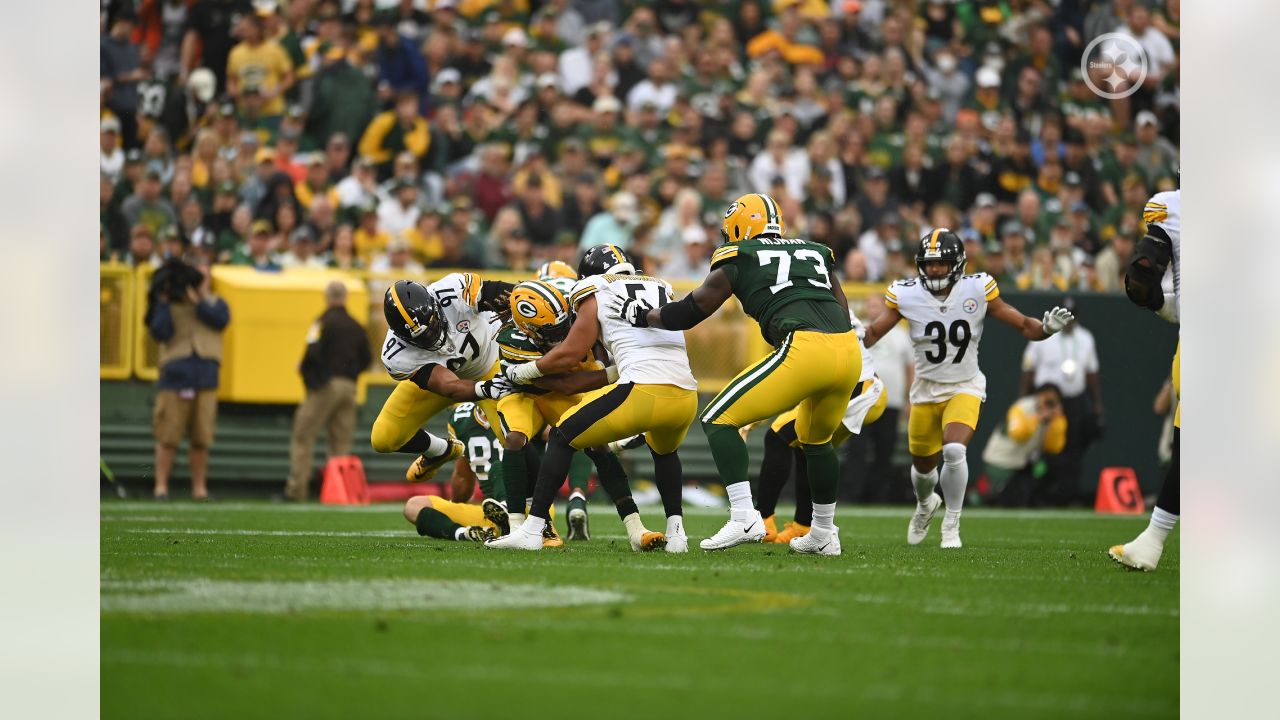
481, 498, 510, 536
406, 439, 464, 483
1109, 529, 1164, 571
567, 507, 590, 541
463, 525, 497, 543
773, 520, 810, 544
542, 521, 565, 548
908, 493, 942, 545
761, 514, 779, 543
940, 511, 962, 549
699, 511, 766, 551
637, 531, 666, 552
485, 525, 543, 551
665, 532, 688, 553
606, 434, 648, 454
789, 525, 841, 556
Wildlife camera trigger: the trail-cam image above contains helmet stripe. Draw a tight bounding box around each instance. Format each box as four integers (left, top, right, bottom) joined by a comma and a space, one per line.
609, 245, 625, 265
929, 228, 943, 254
526, 280, 567, 316
389, 284, 419, 332
758, 193, 776, 224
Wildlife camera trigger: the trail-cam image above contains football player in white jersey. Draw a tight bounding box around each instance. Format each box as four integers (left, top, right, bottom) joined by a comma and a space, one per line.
371, 274, 516, 483
487, 245, 700, 552
863, 229, 1074, 548
1110, 189, 1180, 570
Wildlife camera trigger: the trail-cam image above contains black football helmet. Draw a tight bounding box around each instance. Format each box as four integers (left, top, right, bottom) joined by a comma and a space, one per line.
915, 228, 966, 292
384, 280, 447, 350
577, 244, 635, 278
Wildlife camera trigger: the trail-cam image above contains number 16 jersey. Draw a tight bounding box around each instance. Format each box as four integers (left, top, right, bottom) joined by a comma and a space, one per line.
885, 273, 999, 403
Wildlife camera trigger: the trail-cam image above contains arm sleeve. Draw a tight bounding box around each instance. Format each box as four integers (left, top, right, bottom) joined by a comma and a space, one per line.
195, 297, 230, 330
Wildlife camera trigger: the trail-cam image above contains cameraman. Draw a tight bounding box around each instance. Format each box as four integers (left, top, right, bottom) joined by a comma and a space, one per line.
145, 238, 230, 500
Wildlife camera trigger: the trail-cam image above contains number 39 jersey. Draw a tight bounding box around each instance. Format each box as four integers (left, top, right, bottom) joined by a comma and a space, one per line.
710, 237, 850, 347
886, 273, 999, 398
569, 274, 698, 390
380, 273, 502, 382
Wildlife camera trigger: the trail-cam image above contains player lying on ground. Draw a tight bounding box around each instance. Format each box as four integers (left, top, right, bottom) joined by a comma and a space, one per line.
490, 244, 698, 552
1110, 188, 1180, 571
371, 275, 515, 482
612, 193, 859, 555
863, 229, 1073, 549
402, 402, 503, 543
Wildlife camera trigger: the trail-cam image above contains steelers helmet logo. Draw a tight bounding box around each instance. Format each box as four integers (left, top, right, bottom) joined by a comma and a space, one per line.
723, 201, 739, 219
516, 299, 540, 319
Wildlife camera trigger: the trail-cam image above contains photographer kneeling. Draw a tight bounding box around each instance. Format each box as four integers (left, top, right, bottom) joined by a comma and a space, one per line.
145, 231, 230, 500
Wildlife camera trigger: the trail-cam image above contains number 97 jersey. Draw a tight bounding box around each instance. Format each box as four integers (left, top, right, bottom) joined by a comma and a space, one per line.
886, 273, 999, 397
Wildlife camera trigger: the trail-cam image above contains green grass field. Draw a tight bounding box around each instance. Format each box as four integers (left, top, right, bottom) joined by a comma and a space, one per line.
101, 501, 1177, 719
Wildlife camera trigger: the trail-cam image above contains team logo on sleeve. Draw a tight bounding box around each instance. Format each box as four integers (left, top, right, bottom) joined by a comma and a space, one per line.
963, 298, 977, 314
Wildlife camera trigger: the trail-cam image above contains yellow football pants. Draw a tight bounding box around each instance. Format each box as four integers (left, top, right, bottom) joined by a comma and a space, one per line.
1172, 339, 1180, 429
907, 393, 983, 457
556, 383, 698, 454
496, 391, 583, 440
769, 377, 887, 448
370, 362, 502, 452
424, 497, 491, 528
702, 329, 861, 446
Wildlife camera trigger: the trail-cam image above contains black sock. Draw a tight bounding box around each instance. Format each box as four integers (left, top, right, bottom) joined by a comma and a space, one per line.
398, 429, 435, 455
502, 445, 528, 515
584, 447, 633, 508
1155, 428, 1179, 515
755, 428, 795, 518
650, 448, 684, 518
793, 448, 813, 526
528, 429, 576, 521
415, 506, 462, 539
614, 497, 639, 520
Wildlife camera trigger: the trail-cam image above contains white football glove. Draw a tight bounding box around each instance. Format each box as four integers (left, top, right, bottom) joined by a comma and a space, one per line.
606, 294, 652, 327
475, 376, 515, 400
604, 365, 620, 383
1041, 306, 1075, 336
504, 360, 544, 385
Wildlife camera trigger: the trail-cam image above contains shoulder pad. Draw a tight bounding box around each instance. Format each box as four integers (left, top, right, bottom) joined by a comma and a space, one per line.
710, 243, 740, 269
568, 276, 605, 310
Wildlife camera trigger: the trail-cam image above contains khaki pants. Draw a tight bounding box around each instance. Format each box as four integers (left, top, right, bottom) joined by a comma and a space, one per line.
286, 377, 358, 500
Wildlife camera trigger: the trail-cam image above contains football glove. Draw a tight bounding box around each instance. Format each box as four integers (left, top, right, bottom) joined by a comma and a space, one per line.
475, 377, 515, 400
607, 294, 652, 327
504, 360, 544, 385
1041, 306, 1074, 336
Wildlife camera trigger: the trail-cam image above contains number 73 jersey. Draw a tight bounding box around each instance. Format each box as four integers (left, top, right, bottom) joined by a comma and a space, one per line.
886, 273, 999, 391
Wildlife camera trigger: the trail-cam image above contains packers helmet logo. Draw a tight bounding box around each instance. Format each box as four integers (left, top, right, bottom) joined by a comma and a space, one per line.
515, 299, 540, 319
723, 201, 740, 219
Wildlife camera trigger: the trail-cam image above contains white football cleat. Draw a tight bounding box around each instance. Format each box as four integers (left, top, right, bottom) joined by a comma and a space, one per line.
1109, 529, 1164, 571
484, 525, 543, 551
566, 507, 590, 541
664, 517, 688, 553
699, 510, 766, 551
907, 493, 942, 545
940, 511, 962, 549
789, 525, 841, 556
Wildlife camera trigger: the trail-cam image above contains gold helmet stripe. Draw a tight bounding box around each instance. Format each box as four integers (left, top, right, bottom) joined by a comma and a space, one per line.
390, 283, 419, 332
928, 228, 943, 254
609, 244, 625, 265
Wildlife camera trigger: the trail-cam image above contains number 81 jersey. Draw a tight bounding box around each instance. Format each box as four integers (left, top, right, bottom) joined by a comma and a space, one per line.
886, 273, 998, 396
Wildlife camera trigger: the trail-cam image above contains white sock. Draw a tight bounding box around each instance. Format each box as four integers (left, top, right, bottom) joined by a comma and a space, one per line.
622, 512, 647, 540
939, 443, 969, 513
509, 512, 526, 530
910, 466, 939, 503
1146, 507, 1178, 541
453, 527, 468, 541
726, 481, 754, 518
521, 515, 546, 535
665, 514, 684, 537
811, 502, 836, 532
424, 432, 450, 458
569, 489, 586, 503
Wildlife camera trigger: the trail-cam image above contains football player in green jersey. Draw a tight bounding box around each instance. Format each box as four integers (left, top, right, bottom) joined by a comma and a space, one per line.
610, 193, 861, 555
402, 402, 503, 542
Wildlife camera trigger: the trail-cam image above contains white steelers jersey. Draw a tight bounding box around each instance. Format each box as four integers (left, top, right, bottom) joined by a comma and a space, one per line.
568, 273, 698, 390
1144, 189, 1180, 323
849, 308, 875, 382
886, 272, 999, 391
381, 273, 502, 382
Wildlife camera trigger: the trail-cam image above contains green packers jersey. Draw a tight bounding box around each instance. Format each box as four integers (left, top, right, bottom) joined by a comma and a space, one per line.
710, 237, 851, 347
496, 324, 550, 395
446, 403, 504, 502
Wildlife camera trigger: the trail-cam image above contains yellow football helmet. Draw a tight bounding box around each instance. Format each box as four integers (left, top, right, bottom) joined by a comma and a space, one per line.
721, 193, 785, 243
536, 260, 578, 281
509, 280, 573, 349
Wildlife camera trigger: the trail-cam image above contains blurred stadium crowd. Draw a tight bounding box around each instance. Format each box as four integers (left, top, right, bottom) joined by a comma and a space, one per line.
100, 0, 1180, 290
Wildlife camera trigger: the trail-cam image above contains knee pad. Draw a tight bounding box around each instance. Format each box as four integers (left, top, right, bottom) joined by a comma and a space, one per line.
942, 442, 967, 466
